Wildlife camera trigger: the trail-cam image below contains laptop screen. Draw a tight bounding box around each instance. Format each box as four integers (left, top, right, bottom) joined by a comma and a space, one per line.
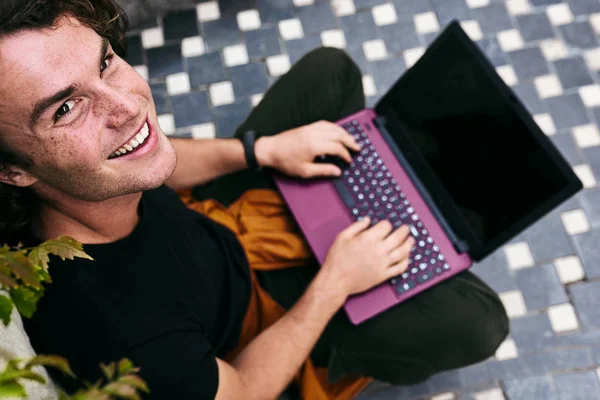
376, 23, 579, 258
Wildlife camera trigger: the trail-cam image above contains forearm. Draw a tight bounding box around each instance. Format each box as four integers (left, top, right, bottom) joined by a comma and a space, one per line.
166, 138, 247, 189
232, 270, 346, 399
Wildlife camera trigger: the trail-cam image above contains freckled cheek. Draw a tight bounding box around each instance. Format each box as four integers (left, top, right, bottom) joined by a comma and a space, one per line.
33, 137, 101, 171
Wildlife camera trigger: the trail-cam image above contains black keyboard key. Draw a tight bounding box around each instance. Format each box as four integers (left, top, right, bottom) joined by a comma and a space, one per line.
416, 273, 431, 284
332, 178, 355, 209
394, 280, 416, 294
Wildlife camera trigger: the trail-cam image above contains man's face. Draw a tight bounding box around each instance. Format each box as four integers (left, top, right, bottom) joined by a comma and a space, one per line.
0, 15, 177, 202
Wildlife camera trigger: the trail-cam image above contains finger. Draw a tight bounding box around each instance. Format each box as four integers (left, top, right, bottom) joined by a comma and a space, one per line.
340, 216, 371, 238
300, 162, 342, 178
387, 237, 415, 265
319, 141, 353, 164
382, 225, 411, 253
387, 259, 410, 278
335, 129, 361, 152
317, 122, 361, 152
365, 219, 393, 240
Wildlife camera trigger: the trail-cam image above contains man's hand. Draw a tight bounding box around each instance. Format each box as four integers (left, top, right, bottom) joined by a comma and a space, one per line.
320, 218, 414, 302
255, 120, 361, 178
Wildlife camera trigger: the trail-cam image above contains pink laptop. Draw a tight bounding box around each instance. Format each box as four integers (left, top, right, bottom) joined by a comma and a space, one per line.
272, 21, 582, 324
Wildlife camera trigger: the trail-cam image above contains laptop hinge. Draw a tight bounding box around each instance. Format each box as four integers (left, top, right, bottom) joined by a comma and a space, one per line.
373, 115, 470, 254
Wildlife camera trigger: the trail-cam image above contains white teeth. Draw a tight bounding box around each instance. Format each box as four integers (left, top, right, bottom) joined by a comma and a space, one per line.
109, 122, 151, 159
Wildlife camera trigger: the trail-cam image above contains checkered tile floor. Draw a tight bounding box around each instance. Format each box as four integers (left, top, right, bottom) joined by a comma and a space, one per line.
122, 0, 600, 398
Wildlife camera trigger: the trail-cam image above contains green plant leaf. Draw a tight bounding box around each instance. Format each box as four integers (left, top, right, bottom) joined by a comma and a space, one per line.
29, 237, 93, 272
0, 271, 18, 289
0, 381, 26, 397
9, 287, 43, 319
118, 375, 149, 393
26, 355, 75, 378
116, 358, 134, 376
100, 362, 116, 381
103, 382, 139, 400
0, 251, 39, 288
0, 369, 46, 385
0, 294, 14, 326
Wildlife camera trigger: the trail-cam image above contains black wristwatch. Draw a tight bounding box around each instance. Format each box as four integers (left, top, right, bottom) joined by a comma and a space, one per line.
241, 130, 261, 170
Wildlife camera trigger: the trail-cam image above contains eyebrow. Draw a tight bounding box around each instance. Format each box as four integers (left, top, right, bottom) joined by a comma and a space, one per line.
29, 37, 110, 126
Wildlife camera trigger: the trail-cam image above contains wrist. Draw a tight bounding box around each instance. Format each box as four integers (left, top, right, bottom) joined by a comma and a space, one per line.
311, 268, 348, 310
254, 136, 274, 168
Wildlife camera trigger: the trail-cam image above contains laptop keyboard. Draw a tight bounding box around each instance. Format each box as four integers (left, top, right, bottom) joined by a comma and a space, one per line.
334, 119, 451, 295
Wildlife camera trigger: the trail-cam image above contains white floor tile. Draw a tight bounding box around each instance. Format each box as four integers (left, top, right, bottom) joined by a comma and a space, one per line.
158, 114, 176, 135
372, 3, 398, 26
506, 0, 532, 15
546, 3, 575, 26
181, 37, 205, 58
540, 39, 569, 62
133, 65, 148, 81
237, 9, 261, 31
474, 387, 506, 400
589, 13, 600, 35
499, 290, 528, 318
573, 164, 597, 188
363, 39, 388, 61
251, 93, 264, 107
279, 19, 304, 40
554, 255, 586, 284
197, 1, 220, 22
534, 74, 563, 99
321, 29, 346, 49
223, 44, 249, 67
466, 0, 490, 9
533, 113, 557, 135
461, 20, 484, 41
579, 85, 600, 107
293, 0, 314, 6
497, 65, 518, 86
561, 209, 591, 235
497, 29, 525, 52
430, 393, 455, 400
332, 0, 356, 16
495, 338, 519, 361
573, 124, 600, 148
548, 303, 579, 332
414, 12, 440, 34
209, 81, 235, 106
404, 47, 426, 68
141, 27, 164, 49
191, 123, 216, 139
166, 72, 191, 96
267, 54, 292, 76
504, 242, 535, 270
584, 48, 600, 71
362, 75, 377, 97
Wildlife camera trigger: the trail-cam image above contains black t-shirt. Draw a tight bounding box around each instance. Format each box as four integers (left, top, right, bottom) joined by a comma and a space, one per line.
22, 185, 251, 399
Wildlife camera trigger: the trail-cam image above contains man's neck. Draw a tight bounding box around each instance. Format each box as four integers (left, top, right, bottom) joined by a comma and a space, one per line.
33, 192, 143, 244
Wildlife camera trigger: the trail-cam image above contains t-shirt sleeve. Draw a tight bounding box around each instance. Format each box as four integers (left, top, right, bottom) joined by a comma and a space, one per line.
127, 330, 219, 400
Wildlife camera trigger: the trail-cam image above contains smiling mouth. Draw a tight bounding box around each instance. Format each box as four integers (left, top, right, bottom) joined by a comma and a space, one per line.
108, 122, 150, 159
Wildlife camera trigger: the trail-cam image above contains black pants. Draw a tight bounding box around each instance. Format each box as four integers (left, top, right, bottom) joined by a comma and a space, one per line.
193, 47, 509, 385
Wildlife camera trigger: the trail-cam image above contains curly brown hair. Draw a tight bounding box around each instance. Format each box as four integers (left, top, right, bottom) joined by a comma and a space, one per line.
0, 0, 129, 237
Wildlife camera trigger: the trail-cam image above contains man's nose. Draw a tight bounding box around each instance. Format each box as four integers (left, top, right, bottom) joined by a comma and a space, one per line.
101, 87, 141, 129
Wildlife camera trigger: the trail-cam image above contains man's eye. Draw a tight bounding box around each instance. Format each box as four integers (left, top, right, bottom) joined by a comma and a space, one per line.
55, 100, 76, 120
100, 56, 112, 73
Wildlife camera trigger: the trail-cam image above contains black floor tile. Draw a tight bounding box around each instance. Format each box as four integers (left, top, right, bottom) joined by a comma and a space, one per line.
525, 215, 574, 261
516, 12, 555, 43
509, 47, 550, 81
529, 0, 562, 5
550, 133, 585, 166
246, 27, 282, 59
257, 0, 294, 23
516, 264, 568, 310
285, 37, 323, 64
187, 52, 227, 87
476, 38, 508, 66
354, 0, 388, 8
202, 16, 243, 51
546, 93, 589, 130
428, 0, 471, 26
391, 0, 432, 19
171, 91, 212, 128
147, 44, 184, 78
229, 63, 270, 98
583, 146, 600, 182
218, 0, 256, 14
212, 100, 252, 137
554, 56, 594, 90
472, 3, 514, 35
345, 45, 372, 73
163, 9, 200, 41
513, 82, 547, 114
150, 82, 171, 115
559, 21, 599, 49
124, 35, 144, 66
371, 57, 405, 92
567, 0, 600, 15
579, 188, 600, 227
296, 3, 337, 34
379, 21, 421, 54
340, 12, 381, 50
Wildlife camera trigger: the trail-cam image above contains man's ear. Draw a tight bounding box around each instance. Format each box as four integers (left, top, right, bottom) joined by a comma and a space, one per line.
0, 164, 38, 187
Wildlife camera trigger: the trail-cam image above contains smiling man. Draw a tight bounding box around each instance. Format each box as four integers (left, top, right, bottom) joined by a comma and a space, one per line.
0, 1, 509, 399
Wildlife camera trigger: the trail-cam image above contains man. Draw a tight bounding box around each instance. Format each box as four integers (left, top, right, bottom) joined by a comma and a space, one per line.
0, 1, 509, 399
